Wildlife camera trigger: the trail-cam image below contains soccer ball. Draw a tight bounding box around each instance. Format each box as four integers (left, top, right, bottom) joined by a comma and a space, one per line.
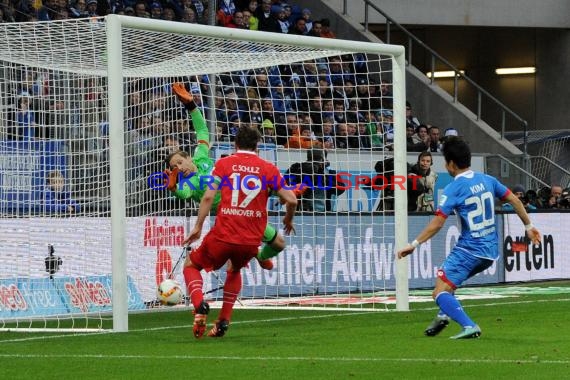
157, 279, 183, 306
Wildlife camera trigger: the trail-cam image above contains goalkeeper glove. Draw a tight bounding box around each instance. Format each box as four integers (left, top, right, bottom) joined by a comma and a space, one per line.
164, 167, 179, 192
172, 82, 197, 111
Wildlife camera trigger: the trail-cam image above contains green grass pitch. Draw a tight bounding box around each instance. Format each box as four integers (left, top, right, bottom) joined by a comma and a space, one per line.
1, 285, 568, 380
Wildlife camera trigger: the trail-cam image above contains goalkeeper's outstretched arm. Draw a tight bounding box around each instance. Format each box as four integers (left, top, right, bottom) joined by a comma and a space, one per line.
168, 82, 211, 201
172, 82, 209, 148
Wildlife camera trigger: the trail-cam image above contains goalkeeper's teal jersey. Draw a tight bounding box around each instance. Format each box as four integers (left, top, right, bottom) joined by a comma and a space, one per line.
172, 108, 221, 209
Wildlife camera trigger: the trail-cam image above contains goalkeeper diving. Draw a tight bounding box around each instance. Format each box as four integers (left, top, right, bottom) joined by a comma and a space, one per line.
165, 82, 299, 270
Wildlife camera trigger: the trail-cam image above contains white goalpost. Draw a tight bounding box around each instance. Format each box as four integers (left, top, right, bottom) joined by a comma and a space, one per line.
0, 15, 408, 333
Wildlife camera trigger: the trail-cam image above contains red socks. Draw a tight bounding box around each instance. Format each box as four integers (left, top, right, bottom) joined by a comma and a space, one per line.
183, 266, 204, 310
218, 270, 242, 322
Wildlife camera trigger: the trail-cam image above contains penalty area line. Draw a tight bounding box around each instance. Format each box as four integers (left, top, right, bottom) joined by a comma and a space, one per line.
0, 353, 567, 365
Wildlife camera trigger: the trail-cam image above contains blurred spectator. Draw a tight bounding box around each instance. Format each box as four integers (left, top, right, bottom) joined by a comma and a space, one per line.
333, 100, 347, 124
242, 9, 254, 29
329, 56, 354, 87
256, 0, 280, 33
261, 119, 276, 144
427, 125, 441, 152
181, 7, 197, 23
380, 80, 393, 98
355, 77, 370, 110
334, 123, 349, 149
171, 116, 196, 151
335, 122, 359, 149
227, 113, 241, 140
270, 80, 293, 113
546, 184, 563, 209
247, 99, 263, 125
190, 0, 206, 19
343, 78, 357, 101
407, 151, 437, 212
378, 109, 394, 146
502, 184, 536, 211
162, 6, 176, 21
288, 17, 306, 35
320, 118, 335, 149
86, 0, 100, 16
367, 80, 382, 110
319, 18, 336, 38
356, 122, 372, 149
217, 0, 237, 26
558, 187, 570, 209
274, 112, 297, 146
307, 19, 322, 37
134, 1, 149, 17
14, 96, 36, 140
284, 124, 322, 149
216, 122, 230, 142
406, 101, 421, 129
1, 1, 16, 22
301, 8, 313, 31
246, 0, 259, 29
149, 2, 163, 19
412, 124, 430, 147
70, 0, 89, 18
228, 11, 247, 28
247, 70, 270, 99
370, 157, 395, 211
285, 148, 344, 211
444, 127, 459, 137
44, 170, 80, 214
226, 10, 247, 28
275, 6, 290, 33
407, 124, 428, 152
363, 112, 383, 150
124, 6, 135, 16
441, 127, 460, 144
37, 99, 67, 139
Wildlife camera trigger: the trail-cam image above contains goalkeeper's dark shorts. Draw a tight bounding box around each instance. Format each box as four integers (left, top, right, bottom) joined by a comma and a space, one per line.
190, 232, 258, 272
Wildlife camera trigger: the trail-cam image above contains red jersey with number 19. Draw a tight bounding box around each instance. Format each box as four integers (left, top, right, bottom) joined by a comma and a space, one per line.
210, 150, 284, 245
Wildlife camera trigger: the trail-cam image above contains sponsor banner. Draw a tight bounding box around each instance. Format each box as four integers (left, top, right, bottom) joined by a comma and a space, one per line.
0, 277, 67, 318
0, 213, 506, 311
236, 214, 501, 296
0, 217, 210, 305
503, 213, 569, 282
53, 275, 145, 314
0, 140, 66, 212
0, 275, 145, 319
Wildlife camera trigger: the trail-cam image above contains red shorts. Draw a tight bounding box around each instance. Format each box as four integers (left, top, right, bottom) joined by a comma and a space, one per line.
189, 232, 259, 272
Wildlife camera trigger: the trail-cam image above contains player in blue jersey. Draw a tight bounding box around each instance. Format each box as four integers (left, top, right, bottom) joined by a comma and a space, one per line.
397, 137, 541, 339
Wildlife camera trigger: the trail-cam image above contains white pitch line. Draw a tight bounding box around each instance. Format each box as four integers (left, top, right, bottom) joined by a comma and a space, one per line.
2, 297, 568, 344
0, 311, 370, 343
0, 353, 567, 365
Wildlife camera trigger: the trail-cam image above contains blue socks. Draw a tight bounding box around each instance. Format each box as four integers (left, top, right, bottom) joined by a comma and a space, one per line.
435, 291, 476, 328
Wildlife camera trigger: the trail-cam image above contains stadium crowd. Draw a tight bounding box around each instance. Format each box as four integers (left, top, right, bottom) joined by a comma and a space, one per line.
2, 0, 567, 215
3, 0, 463, 159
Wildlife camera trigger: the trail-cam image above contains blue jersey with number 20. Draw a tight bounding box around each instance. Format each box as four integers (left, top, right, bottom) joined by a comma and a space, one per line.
436, 170, 509, 260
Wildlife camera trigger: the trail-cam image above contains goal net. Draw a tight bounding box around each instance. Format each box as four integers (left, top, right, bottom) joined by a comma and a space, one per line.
0, 16, 407, 332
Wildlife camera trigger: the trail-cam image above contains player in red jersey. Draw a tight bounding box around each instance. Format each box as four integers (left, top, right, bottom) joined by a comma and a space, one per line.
182, 125, 297, 338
